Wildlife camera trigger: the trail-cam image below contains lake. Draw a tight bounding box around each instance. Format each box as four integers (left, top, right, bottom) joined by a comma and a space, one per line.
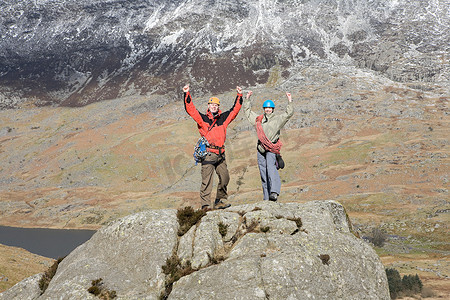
0, 226, 96, 259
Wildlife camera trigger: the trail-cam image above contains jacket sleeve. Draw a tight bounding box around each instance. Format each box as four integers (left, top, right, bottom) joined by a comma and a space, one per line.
243, 97, 259, 124
277, 100, 294, 129
223, 93, 243, 127
184, 92, 205, 127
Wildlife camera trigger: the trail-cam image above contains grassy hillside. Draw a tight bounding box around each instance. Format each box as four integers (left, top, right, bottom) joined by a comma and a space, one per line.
0, 67, 448, 295
0, 243, 54, 293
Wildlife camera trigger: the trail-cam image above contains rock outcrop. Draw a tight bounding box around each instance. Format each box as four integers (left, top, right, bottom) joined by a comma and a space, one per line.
0, 201, 390, 299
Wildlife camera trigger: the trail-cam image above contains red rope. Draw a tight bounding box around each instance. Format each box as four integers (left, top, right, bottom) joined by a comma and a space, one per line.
255, 115, 282, 154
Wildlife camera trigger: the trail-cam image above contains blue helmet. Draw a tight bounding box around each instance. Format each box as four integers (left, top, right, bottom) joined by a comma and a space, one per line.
263, 99, 275, 108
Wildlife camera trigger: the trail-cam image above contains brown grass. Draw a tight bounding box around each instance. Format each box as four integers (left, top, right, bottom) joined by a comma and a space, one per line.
0, 244, 54, 293
1, 87, 448, 296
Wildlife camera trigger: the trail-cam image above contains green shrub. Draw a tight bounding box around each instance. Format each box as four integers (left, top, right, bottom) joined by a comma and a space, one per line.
386, 268, 402, 299
260, 226, 270, 233
88, 285, 101, 296
161, 255, 182, 282
287, 217, 302, 229
386, 268, 423, 299
368, 227, 387, 247
160, 255, 195, 300
218, 222, 229, 237
39, 256, 65, 294
87, 278, 117, 299
421, 286, 435, 298
177, 206, 206, 236
207, 252, 226, 265
318, 254, 330, 265
402, 274, 423, 294
245, 219, 259, 233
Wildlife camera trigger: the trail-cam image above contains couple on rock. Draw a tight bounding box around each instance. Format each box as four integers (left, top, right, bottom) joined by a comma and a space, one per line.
183, 85, 294, 211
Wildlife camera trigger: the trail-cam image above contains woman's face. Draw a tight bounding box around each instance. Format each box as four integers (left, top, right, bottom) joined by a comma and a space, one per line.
264, 107, 274, 115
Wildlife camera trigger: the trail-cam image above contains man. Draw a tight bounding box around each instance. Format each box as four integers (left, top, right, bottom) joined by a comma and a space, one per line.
183, 84, 243, 210
244, 90, 293, 201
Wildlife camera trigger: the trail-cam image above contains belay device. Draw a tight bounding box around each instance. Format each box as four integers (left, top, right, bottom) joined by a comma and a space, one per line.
193, 136, 209, 165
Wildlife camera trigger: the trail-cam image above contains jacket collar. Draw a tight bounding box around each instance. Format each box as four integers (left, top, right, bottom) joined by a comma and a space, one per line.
207, 109, 222, 119
263, 112, 275, 121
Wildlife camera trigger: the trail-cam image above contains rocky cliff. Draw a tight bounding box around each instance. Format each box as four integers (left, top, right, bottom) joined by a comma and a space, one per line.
1, 0, 448, 108
0, 201, 389, 299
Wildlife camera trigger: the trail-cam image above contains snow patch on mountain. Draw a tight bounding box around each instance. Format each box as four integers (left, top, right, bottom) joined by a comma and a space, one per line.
0, 0, 448, 108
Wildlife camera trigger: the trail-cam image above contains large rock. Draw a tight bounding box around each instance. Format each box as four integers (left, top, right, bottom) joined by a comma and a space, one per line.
0, 273, 42, 300
0, 201, 390, 299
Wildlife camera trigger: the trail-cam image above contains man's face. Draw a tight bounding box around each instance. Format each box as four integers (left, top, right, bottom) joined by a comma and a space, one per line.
264, 107, 274, 115
208, 103, 219, 113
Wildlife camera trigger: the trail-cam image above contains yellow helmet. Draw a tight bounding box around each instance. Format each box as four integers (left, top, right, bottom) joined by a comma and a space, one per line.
208, 97, 220, 105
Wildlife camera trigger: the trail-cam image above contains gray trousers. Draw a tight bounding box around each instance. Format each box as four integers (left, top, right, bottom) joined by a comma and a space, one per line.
257, 151, 281, 200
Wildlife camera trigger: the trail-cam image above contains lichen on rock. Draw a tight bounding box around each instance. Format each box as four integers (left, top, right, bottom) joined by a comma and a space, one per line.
0, 200, 390, 300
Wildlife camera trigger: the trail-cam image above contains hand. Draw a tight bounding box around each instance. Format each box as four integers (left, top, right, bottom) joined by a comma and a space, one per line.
246, 90, 253, 99
286, 92, 292, 102
183, 84, 190, 93
236, 86, 242, 94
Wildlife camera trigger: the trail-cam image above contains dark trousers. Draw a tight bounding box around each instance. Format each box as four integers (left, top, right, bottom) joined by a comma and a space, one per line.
200, 152, 230, 207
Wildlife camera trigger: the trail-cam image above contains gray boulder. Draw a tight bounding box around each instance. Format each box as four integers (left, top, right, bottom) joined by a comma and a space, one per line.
0, 201, 389, 299
0, 273, 42, 300
46, 209, 178, 300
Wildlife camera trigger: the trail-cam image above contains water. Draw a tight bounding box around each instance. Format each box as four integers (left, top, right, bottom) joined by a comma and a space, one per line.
0, 226, 96, 259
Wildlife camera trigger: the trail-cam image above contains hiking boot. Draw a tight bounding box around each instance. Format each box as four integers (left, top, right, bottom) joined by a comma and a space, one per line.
214, 199, 231, 209
201, 205, 212, 212
269, 192, 278, 201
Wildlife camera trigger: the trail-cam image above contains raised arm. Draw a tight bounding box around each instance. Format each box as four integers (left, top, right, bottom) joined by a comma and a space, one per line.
243, 90, 258, 124
285, 92, 294, 118
183, 84, 204, 126
222, 86, 243, 126
278, 92, 294, 127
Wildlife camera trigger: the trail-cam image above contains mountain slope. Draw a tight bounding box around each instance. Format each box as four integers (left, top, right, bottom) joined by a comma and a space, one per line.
1, 0, 448, 107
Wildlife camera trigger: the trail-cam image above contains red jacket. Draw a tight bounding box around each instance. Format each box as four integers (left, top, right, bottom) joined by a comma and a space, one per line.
184, 91, 243, 155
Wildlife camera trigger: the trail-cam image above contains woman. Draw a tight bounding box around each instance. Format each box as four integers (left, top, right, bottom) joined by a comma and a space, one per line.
244, 90, 293, 201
